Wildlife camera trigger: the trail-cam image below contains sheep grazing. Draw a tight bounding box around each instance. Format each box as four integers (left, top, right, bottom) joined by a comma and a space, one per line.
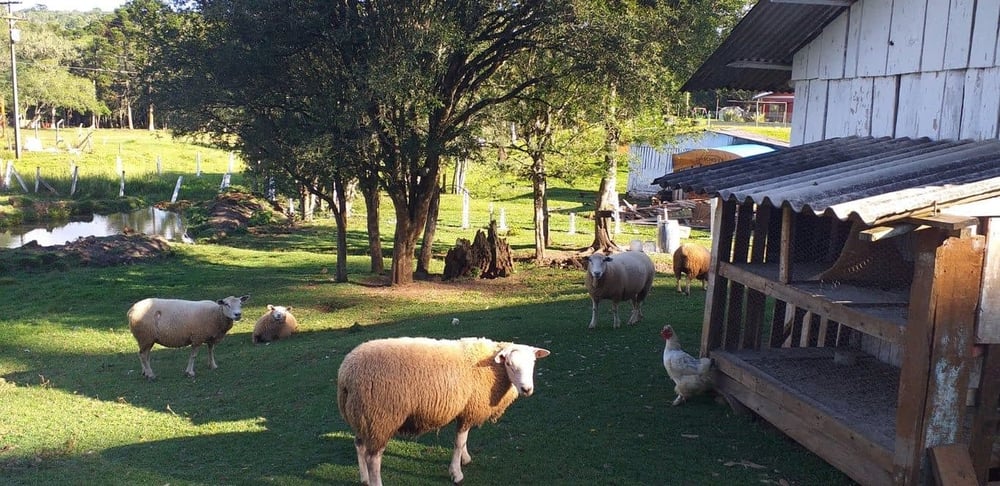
584, 249, 655, 329
127, 295, 250, 380
673, 243, 711, 296
252, 305, 298, 344
337, 336, 551, 486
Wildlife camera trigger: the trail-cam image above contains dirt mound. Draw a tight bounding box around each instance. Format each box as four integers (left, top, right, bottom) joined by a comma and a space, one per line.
6, 233, 172, 271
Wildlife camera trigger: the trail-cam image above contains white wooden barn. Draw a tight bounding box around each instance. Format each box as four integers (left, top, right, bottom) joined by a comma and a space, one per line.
654, 0, 1000, 484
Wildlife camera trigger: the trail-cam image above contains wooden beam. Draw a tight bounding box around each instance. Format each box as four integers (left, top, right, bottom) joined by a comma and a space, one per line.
977, 218, 1000, 343
717, 262, 907, 343
859, 223, 924, 242
895, 232, 984, 485
929, 444, 978, 486
779, 206, 793, 284
902, 214, 979, 231
969, 345, 1000, 482
701, 198, 737, 355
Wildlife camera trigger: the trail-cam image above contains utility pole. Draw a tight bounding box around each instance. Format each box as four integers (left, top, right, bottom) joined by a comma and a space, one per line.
2, 1, 21, 159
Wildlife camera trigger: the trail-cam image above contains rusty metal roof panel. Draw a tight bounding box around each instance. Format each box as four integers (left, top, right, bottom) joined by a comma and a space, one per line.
651, 136, 1000, 225
681, 0, 850, 92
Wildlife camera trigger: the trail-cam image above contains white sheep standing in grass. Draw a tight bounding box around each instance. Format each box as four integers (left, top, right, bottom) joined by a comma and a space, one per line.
127, 295, 249, 380
584, 249, 655, 329
673, 243, 711, 296
252, 304, 298, 344
337, 336, 551, 486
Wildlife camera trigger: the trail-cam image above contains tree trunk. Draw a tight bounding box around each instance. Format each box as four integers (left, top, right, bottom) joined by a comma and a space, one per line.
361, 179, 383, 274
532, 165, 546, 261
590, 87, 621, 254
417, 183, 441, 277
148, 103, 155, 131
333, 179, 349, 282
390, 218, 419, 285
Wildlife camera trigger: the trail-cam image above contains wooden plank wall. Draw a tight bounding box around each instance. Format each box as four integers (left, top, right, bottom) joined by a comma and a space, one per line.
789, 0, 1000, 146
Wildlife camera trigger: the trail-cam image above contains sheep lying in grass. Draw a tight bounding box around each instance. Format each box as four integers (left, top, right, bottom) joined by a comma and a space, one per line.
673, 243, 711, 296
252, 305, 298, 344
337, 336, 551, 486
585, 249, 655, 329
127, 295, 249, 380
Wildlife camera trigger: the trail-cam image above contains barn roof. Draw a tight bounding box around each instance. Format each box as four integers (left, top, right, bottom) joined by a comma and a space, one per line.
681, 0, 851, 92
650, 136, 1000, 225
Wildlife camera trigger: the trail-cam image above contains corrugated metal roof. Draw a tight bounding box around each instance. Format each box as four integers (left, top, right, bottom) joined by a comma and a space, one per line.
681, 0, 851, 92
651, 136, 1000, 225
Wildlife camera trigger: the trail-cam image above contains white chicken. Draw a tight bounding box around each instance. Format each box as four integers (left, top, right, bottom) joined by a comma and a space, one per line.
661, 325, 713, 406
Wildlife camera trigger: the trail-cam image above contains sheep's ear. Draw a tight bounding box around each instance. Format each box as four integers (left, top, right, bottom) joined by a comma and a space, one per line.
604, 256, 613, 263
495, 347, 512, 364
286, 306, 293, 312
267, 304, 275, 311
240, 295, 250, 302
534, 347, 551, 359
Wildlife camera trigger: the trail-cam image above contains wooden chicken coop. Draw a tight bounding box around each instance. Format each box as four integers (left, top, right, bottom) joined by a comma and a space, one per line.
653, 136, 1000, 485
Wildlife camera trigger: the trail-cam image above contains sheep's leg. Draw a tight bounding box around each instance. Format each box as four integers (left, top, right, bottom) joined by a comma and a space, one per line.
206, 343, 219, 370
364, 447, 383, 486
185, 345, 200, 377
611, 301, 621, 328
450, 427, 471, 484
676, 275, 686, 294
138, 343, 156, 380
354, 438, 382, 486
627, 297, 643, 325
588, 298, 600, 329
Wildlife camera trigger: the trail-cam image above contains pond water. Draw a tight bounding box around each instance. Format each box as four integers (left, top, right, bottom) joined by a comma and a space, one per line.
1, 207, 189, 249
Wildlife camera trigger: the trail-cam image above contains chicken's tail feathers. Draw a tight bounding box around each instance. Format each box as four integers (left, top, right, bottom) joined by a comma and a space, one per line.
697, 357, 713, 374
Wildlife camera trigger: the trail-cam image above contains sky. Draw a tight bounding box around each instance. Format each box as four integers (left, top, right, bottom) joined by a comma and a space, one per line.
21, 0, 126, 12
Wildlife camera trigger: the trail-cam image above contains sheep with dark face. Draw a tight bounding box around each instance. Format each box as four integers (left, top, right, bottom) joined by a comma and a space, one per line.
252, 305, 298, 343
337, 336, 550, 486
584, 250, 655, 329
127, 295, 249, 380
673, 243, 711, 296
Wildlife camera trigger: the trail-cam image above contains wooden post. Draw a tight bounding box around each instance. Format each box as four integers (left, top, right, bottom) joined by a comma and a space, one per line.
779, 205, 794, 284
723, 201, 755, 351
895, 232, 984, 484
700, 197, 736, 356
156, 154, 162, 175
461, 191, 470, 229
568, 212, 576, 234
119, 170, 125, 197
196, 152, 202, 177
170, 176, 183, 203
34, 166, 39, 193
69, 165, 78, 196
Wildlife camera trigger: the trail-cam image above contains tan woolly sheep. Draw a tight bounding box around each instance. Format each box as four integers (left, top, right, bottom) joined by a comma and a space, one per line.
252, 305, 298, 344
673, 243, 711, 296
127, 295, 249, 380
336, 336, 551, 486
584, 249, 656, 329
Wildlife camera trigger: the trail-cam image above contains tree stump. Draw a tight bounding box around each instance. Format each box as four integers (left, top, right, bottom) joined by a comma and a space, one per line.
473, 220, 513, 279
443, 238, 474, 281
442, 220, 513, 280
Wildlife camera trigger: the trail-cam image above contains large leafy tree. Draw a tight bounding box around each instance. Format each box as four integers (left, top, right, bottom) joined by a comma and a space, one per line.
151, 0, 573, 285
341, 1, 574, 284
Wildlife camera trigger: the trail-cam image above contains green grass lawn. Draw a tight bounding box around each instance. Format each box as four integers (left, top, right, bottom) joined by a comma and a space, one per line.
0, 128, 851, 485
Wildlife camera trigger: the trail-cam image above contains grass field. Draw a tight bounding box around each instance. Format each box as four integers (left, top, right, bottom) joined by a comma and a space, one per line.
0, 128, 856, 485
